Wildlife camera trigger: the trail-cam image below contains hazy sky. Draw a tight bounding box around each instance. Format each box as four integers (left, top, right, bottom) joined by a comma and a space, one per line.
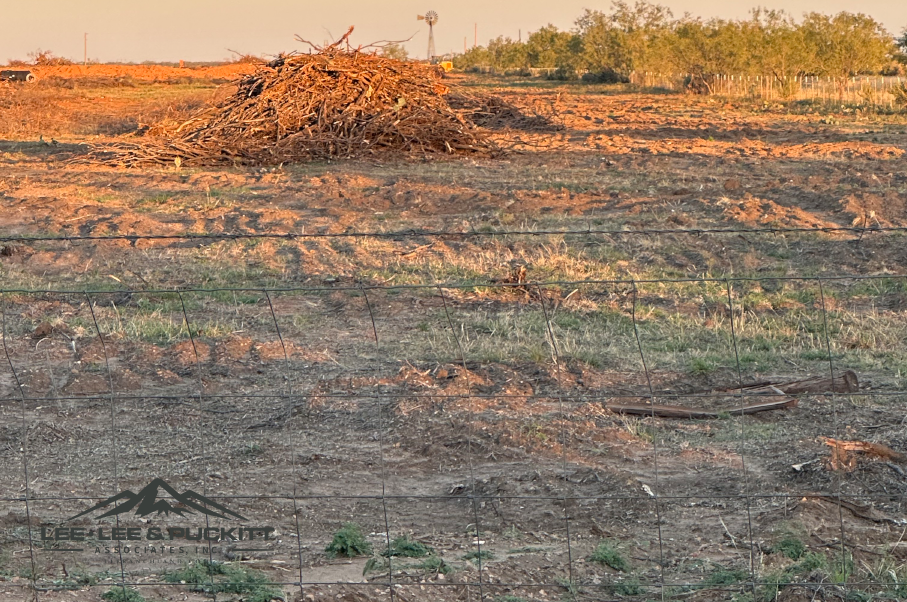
4, 1, 905, 63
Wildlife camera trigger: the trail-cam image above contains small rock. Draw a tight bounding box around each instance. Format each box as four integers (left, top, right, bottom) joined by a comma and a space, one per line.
724, 179, 742, 191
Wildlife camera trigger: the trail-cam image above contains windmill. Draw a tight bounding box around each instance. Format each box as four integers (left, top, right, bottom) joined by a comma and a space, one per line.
417, 10, 438, 60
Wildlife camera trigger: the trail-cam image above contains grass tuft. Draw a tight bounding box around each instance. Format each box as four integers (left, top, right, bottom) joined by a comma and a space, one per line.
325, 522, 373, 559
382, 535, 434, 558
415, 556, 453, 575
101, 588, 145, 602
163, 560, 281, 602
611, 576, 645, 596
589, 540, 630, 572
773, 535, 806, 560
463, 550, 494, 563
704, 566, 750, 586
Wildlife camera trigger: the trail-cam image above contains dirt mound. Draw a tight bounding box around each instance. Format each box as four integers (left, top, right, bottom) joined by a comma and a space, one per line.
840, 191, 907, 227
82, 47, 491, 167
718, 196, 840, 229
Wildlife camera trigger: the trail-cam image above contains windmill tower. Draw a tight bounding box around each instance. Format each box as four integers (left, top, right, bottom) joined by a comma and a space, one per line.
417, 10, 438, 61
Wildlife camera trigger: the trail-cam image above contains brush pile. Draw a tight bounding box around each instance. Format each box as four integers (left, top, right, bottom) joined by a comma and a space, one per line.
85, 43, 490, 166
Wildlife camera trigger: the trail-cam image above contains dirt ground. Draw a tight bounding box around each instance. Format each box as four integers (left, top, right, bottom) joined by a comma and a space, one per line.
1, 72, 906, 602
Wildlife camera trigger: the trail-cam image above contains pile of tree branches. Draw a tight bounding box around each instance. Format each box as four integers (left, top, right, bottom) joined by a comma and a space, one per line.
83, 32, 491, 167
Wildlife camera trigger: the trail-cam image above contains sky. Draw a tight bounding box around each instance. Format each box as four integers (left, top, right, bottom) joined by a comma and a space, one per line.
3, 1, 905, 64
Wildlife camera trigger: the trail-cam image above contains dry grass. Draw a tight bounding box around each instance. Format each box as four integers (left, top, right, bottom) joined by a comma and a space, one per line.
0, 81, 215, 138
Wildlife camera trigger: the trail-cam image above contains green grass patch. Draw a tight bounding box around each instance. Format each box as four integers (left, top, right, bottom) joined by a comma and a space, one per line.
704, 566, 750, 586
164, 560, 281, 601
589, 540, 630, 572
414, 556, 453, 575
463, 550, 494, 563
101, 588, 145, 602
382, 536, 433, 558
610, 576, 645, 596
325, 523, 373, 559
772, 535, 806, 560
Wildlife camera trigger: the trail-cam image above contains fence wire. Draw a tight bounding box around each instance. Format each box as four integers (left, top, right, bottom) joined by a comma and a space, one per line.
1, 230, 906, 602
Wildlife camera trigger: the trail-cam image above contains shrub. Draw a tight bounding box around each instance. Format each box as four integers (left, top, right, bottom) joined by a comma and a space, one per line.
101, 588, 145, 602
383, 536, 433, 558
163, 560, 281, 602
325, 522, 373, 558
589, 540, 630, 572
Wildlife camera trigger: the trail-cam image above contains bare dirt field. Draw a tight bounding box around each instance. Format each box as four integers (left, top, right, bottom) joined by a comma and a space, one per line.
1, 71, 906, 602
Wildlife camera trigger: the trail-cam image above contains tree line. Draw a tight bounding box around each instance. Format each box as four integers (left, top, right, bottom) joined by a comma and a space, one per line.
452, 1, 906, 87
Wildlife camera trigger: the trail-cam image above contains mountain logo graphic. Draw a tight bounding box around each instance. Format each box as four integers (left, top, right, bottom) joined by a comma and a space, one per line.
66, 478, 247, 522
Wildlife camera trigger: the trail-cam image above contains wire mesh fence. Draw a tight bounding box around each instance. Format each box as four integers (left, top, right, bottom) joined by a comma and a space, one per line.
458, 67, 906, 107
1, 228, 906, 602
629, 72, 907, 106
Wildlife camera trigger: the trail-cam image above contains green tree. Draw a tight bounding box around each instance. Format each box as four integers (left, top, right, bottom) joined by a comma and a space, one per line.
486, 36, 528, 70
380, 43, 409, 61
452, 45, 492, 70
659, 17, 749, 76
525, 25, 581, 70
895, 29, 907, 64
452, 37, 527, 71
801, 12, 894, 96
575, 1, 673, 76
745, 9, 813, 78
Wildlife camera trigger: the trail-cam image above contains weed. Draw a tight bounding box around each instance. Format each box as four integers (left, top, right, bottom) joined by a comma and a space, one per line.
415, 556, 453, 575
773, 535, 806, 560
830, 550, 854, 584
704, 567, 750, 586
690, 356, 719, 375
365, 553, 452, 576
794, 551, 828, 571
861, 555, 907, 597
133, 194, 173, 212
753, 552, 828, 601
382, 536, 433, 558
618, 416, 653, 442
325, 523, 373, 558
494, 596, 531, 602
463, 550, 494, 563
243, 443, 263, 456
362, 557, 387, 576
48, 568, 104, 591
101, 588, 146, 602
556, 577, 580, 596
610, 576, 645, 596
756, 570, 789, 602
800, 349, 831, 361
589, 540, 630, 572
164, 560, 281, 602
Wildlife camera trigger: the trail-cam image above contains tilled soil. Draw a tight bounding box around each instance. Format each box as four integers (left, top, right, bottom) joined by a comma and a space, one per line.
1, 81, 906, 602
